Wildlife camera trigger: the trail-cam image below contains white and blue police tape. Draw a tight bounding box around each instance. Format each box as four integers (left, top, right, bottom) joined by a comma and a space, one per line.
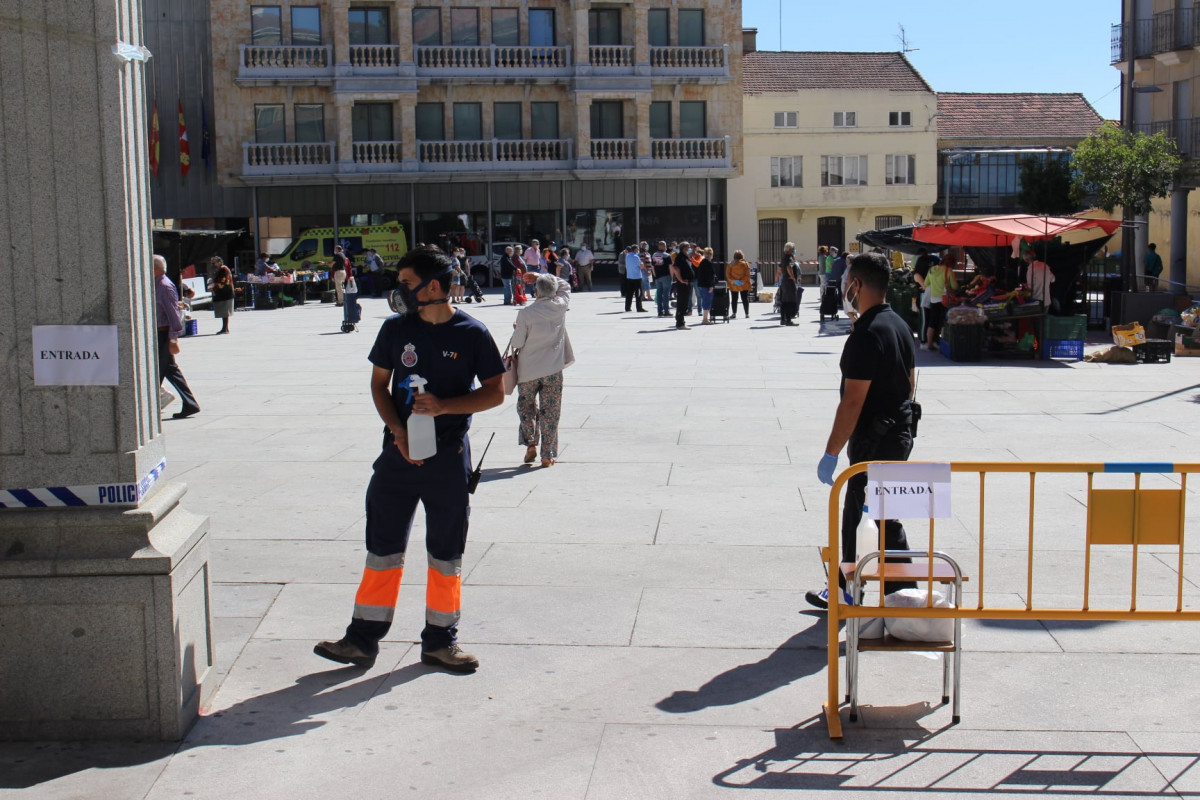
0, 458, 167, 508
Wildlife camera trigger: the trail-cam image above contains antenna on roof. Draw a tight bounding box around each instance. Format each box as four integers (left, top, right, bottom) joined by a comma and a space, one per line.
896, 23, 919, 54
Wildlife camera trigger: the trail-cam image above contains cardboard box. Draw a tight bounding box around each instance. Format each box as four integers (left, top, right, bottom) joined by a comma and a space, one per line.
1112, 322, 1147, 347
1175, 330, 1200, 357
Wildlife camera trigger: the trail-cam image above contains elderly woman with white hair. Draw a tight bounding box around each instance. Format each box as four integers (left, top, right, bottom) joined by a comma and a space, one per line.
509, 273, 574, 467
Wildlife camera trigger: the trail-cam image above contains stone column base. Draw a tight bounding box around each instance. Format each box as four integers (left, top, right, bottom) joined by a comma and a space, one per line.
0, 482, 211, 741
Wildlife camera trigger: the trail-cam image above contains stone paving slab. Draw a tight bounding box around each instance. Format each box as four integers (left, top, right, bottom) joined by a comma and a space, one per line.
10, 288, 1200, 799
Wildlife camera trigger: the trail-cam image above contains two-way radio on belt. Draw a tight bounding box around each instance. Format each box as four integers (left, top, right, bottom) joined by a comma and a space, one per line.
466, 432, 495, 495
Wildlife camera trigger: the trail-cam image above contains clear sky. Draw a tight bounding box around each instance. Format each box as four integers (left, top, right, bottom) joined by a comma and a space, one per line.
741, 1, 1122, 121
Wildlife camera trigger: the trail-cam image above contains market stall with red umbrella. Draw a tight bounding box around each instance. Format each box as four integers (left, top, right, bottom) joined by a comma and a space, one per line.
910, 215, 1122, 361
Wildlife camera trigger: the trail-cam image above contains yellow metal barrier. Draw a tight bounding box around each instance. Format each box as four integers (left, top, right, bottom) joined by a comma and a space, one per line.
823, 460, 1200, 739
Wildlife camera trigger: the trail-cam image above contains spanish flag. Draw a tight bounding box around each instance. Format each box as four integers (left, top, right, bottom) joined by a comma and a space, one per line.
178, 100, 190, 178
149, 103, 160, 177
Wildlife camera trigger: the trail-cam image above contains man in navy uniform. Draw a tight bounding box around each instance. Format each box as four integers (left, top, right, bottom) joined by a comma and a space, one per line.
316, 248, 505, 672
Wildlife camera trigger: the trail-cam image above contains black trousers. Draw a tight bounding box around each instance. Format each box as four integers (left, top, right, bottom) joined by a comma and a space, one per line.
730, 290, 750, 314
622, 277, 645, 311
157, 329, 199, 413
674, 282, 690, 327
780, 302, 798, 324
839, 426, 916, 595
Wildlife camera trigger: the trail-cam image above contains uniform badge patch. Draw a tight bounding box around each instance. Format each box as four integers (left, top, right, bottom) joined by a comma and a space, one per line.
400, 343, 418, 368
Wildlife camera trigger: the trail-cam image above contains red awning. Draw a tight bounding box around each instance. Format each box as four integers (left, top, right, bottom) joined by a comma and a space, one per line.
912, 215, 1122, 247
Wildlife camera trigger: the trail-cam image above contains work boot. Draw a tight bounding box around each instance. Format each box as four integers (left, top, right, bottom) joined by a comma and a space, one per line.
421, 644, 479, 673
314, 638, 376, 668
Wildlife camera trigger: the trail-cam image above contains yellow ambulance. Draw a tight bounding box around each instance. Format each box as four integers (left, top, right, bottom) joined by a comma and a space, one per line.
274, 221, 408, 286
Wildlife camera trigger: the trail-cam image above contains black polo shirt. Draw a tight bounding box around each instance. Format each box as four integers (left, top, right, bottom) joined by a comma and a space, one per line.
839, 303, 915, 432
369, 310, 505, 442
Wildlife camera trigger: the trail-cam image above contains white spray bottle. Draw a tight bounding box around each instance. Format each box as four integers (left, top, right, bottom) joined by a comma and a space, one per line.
406, 374, 437, 459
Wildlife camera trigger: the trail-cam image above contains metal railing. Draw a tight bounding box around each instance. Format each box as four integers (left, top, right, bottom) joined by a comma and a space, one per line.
1111, 10, 1197, 62
1134, 116, 1200, 157
649, 45, 727, 71
823, 460, 1200, 739
239, 44, 332, 75
352, 140, 403, 166
651, 136, 728, 162
589, 45, 634, 68
243, 142, 335, 175
415, 44, 570, 72
349, 44, 401, 69
589, 138, 636, 160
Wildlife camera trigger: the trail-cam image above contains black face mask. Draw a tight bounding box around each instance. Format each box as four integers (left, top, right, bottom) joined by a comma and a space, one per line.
388, 271, 452, 316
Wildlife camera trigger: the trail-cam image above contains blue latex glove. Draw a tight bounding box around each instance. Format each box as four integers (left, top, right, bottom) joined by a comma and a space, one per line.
817, 453, 839, 486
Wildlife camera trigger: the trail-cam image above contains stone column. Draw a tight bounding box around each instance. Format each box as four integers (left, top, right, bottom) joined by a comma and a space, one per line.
1170, 186, 1189, 293
635, 97, 652, 168
399, 93, 419, 170
0, 1, 211, 740
632, 2, 650, 76
335, 97, 355, 171
572, 4, 590, 72
575, 94, 593, 168
331, 0, 351, 72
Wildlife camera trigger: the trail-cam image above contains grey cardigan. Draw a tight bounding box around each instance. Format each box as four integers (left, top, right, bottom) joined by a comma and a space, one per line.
510, 277, 575, 383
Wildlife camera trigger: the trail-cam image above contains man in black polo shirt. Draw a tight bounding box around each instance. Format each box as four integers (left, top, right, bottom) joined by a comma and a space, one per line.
808, 252, 917, 609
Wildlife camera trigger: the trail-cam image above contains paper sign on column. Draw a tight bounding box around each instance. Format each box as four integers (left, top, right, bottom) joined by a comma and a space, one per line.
866, 462, 952, 520
32, 326, 120, 386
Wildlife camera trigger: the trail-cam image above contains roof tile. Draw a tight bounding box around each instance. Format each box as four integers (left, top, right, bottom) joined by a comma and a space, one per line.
742, 51, 934, 94
936, 92, 1104, 139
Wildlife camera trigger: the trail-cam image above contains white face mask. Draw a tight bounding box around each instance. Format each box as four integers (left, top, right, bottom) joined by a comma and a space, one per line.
843, 281, 859, 314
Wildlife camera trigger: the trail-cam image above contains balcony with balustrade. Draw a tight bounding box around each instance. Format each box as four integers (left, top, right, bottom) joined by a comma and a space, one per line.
650, 136, 730, 168
414, 45, 572, 80
243, 142, 336, 176
237, 45, 334, 84
1111, 8, 1199, 63
649, 45, 730, 80
239, 134, 731, 181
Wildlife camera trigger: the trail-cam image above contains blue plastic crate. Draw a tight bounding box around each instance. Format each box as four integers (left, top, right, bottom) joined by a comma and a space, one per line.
1042, 338, 1083, 361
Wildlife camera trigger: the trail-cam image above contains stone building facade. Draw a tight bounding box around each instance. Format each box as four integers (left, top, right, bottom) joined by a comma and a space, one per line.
185, 0, 743, 260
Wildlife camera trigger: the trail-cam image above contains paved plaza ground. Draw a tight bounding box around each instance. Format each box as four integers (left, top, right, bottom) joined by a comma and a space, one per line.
6, 285, 1200, 799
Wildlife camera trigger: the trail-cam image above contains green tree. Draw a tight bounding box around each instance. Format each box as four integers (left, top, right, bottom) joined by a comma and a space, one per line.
1071, 123, 1182, 216
1017, 152, 1082, 215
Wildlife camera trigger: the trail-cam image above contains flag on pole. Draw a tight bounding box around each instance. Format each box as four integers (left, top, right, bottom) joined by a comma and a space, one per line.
201, 101, 212, 171
149, 103, 161, 177
178, 100, 191, 178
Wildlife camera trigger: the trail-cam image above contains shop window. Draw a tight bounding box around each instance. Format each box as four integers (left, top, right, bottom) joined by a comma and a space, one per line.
250, 6, 282, 45
352, 103, 392, 142
679, 101, 706, 138
650, 101, 671, 139
889, 111, 912, 127
588, 8, 620, 45
492, 8, 519, 46
254, 104, 285, 143
416, 103, 445, 140
412, 7, 441, 46
590, 101, 623, 139
494, 102, 522, 140
875, 215, 902, 229
529, 9, 555, 46
770, 156, 801, 188
295, 104, 325, 142
886, 154, 916, 185
648, 9, 669, 46
531, 102, 559, 139
453, 103, 482, 141
821, 155, 867, 186
774, 111, 797, 128
290, 7, 321, 45
450, 8, 480, 45
833, 111, 857, 128
349, 8, 389, 45
678, 9, 704, 46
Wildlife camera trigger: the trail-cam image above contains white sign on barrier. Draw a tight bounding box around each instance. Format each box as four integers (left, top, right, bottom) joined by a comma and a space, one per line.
866, 462, 952, 520
32, 325, 120, 386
